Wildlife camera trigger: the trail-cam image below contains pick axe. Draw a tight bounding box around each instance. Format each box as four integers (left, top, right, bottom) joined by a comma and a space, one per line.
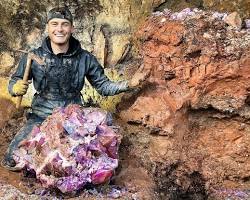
16, 51, 45, 109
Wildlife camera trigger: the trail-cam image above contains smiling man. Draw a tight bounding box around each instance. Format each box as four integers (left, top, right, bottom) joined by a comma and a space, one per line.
3, 7, 147, 170
47, 9, 74, 53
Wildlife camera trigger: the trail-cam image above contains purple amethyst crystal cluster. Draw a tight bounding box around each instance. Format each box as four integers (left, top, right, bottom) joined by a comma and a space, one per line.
13, 104, 120, 193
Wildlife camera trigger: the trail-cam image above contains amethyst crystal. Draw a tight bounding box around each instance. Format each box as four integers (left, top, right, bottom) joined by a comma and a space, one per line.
13, 104, 120, 193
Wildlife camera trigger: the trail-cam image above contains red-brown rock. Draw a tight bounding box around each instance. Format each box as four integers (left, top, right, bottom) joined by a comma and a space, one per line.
119, 9, 250, 198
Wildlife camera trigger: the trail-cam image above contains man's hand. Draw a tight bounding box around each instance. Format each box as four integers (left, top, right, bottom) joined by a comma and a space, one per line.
129, 65, 150, 89
13, 80, 31, 96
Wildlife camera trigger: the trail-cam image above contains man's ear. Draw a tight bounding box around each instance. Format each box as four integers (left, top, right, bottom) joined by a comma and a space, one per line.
45, 24, 49, 34
71, 25, 75, 34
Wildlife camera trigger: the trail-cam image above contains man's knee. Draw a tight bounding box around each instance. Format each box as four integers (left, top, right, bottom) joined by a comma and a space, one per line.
5, 114, 44, 157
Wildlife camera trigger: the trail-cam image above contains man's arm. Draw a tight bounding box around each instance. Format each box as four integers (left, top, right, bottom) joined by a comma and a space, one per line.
8, 54, 31, 96
86, 55, 129, 96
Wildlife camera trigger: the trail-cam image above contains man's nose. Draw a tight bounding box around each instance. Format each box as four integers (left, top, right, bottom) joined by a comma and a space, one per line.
56, 25, 63, 31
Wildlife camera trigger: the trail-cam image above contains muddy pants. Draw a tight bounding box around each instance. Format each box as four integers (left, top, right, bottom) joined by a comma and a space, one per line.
4, 114, 44, 162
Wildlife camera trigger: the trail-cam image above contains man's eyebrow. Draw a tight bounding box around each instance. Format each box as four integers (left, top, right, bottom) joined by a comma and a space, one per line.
49, 21, 70, 25
62, 22, 70, 25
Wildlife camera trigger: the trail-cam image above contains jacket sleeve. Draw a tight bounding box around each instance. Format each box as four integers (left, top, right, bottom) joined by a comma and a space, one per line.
86, 55, 129, 96
8, 54, 31, 96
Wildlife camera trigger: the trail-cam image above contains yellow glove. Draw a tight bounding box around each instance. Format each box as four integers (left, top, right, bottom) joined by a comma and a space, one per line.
12, 80, 30, 96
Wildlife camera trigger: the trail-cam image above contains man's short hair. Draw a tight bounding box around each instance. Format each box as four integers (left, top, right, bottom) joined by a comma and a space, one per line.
47, 7, 73, 24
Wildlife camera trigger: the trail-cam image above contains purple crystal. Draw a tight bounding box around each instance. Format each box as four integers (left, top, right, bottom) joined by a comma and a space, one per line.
13, 104, 121, 193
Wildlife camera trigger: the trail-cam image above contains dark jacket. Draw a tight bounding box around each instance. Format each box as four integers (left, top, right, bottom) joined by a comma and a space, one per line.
9, 36, 128, 119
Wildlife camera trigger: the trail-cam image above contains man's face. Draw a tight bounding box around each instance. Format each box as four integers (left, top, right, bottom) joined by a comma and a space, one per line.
47, 18, 74, 45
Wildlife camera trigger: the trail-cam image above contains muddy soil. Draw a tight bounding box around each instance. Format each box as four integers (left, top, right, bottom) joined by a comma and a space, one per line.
115, 115, 210, 200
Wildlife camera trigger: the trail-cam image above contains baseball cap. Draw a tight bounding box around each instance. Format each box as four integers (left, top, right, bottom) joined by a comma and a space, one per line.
47, 7, 73, 24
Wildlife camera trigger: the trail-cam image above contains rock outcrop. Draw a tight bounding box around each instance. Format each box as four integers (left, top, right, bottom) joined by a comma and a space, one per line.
119, 8, 250, 199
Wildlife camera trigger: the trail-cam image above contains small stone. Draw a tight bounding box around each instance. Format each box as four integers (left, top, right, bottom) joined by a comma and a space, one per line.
193, 8, 200, 12
160, 18, 167, 23
212, 12, 225, 19
163, 9, 171, 16
245, 19, 250, 29
203, 32, 212, 39
238, 123, 246, 131
224, 12, 242, 29
153, 11, 163, 17
132, 193, 138, 200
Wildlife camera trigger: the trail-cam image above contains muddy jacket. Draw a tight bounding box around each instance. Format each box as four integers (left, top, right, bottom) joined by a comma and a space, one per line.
9, 36, 128, 119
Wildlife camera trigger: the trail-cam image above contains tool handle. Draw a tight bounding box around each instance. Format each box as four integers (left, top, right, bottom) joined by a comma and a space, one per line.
16, 56, 32, 109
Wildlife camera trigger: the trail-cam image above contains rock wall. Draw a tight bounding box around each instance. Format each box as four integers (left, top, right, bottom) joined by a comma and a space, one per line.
118, 8, 250, 199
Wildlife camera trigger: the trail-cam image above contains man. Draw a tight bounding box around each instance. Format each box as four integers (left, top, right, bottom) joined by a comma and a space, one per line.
2, 7, 147, 170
